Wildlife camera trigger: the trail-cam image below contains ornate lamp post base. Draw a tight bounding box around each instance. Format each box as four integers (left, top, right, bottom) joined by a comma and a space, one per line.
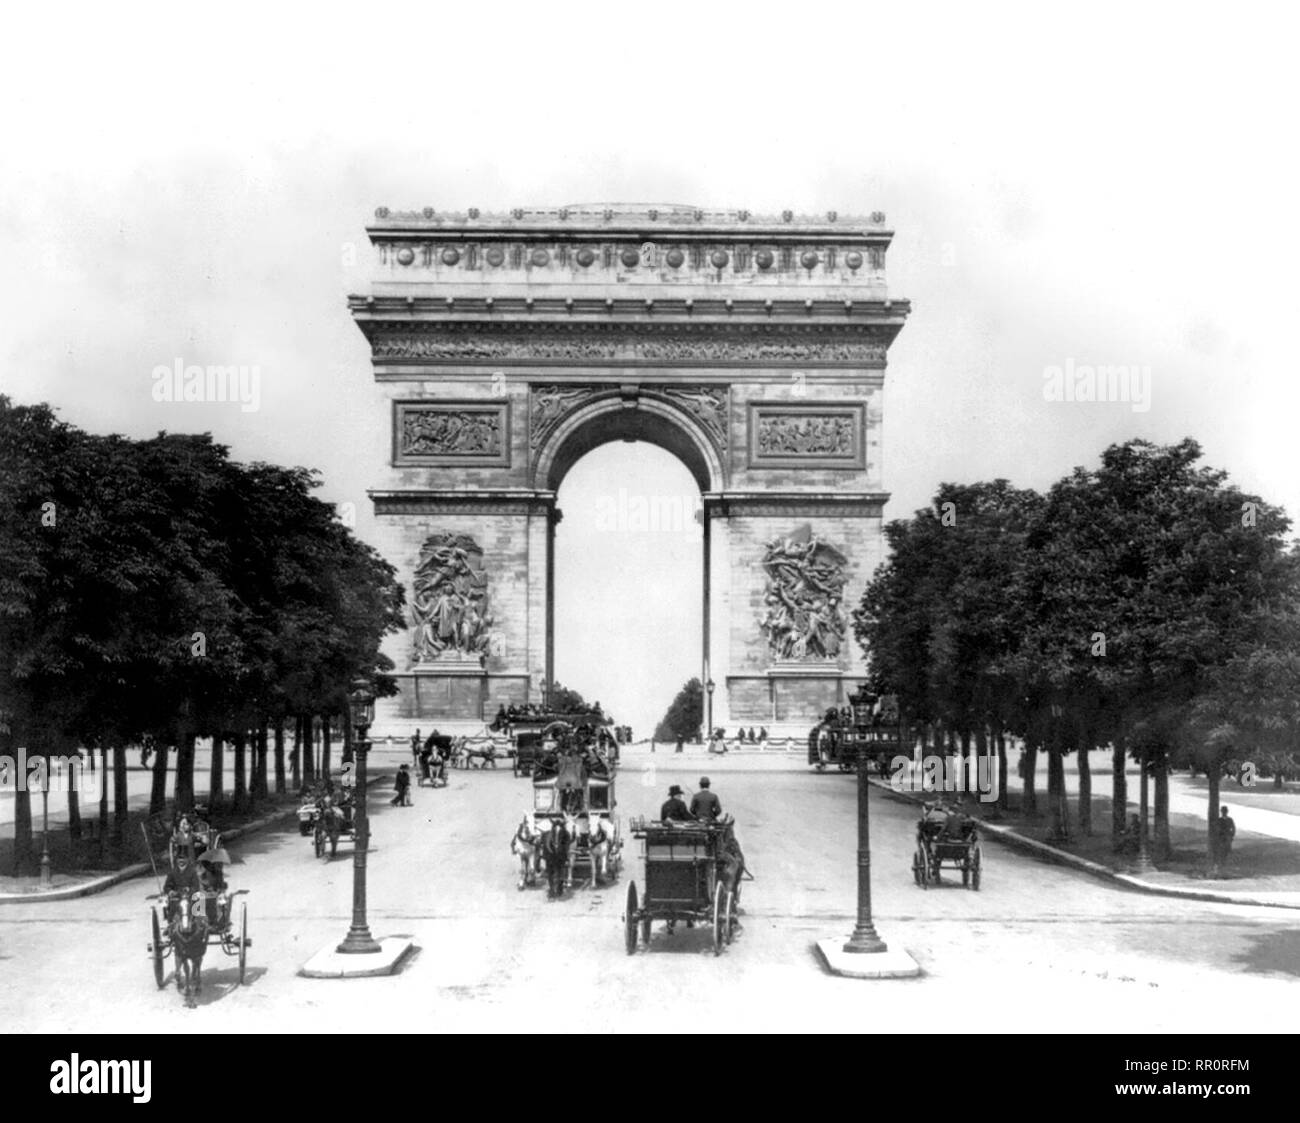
336, 927, 382, 955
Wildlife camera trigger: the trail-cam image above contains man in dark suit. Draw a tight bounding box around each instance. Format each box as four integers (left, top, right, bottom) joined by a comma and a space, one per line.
689, 777, 722, 822
660, 784, 693, 821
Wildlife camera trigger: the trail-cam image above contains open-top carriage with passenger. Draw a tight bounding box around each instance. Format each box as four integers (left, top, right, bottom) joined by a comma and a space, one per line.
808, 686, 908, 775
146, 810, 250, 1000
623, 815, 744, 955
912, 800, 981, 890
512, 720, 621, 895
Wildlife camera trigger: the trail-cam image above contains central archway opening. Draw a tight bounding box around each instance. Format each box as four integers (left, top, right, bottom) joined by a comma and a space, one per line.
553, 442, 703, 740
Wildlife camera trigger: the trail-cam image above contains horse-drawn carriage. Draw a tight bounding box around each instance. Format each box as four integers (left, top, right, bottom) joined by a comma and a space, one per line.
511, 721, 621, 895
510, 710, 617, 778
623, 816, 743, 956
808, 687, 908, 776
146, 813, 250, 999
297, 785, 357, 859
911, 801, 981, 890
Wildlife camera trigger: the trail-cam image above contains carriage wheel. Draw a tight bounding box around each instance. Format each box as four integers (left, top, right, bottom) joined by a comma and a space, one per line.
313, 824, 325, 859
624, 882, 639, 956
712, 882, 725, 956
150, 908, 166, 988
724, 890, 736, 945
962, 853, 971, 887
329, 829, 339, 859
912, 848, 925, 888
971, 845, 982, 892
237, 903, 248, 984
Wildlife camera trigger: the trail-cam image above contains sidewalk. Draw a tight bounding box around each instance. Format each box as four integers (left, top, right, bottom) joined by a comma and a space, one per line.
0, 773, 392, 905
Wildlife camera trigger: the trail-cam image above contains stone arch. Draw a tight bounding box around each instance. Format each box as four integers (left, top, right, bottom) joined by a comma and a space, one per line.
532, 392, 726, 493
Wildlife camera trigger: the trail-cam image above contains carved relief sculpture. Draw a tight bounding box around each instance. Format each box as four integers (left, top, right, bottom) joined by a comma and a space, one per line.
530, 385, 596, 449
411, 533, 493, 663
401, 408, 502, 456
758, 524, 849, 661
756, 413, 855, 456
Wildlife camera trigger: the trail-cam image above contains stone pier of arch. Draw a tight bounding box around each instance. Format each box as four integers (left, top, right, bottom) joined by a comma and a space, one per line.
349, 204, 909, 737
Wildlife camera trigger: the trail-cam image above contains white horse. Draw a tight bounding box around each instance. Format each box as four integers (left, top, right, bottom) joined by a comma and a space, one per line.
585, 815, 620, 886
510, 814, 542, 890
566, 813, 620, 888
457, 737, 498, 770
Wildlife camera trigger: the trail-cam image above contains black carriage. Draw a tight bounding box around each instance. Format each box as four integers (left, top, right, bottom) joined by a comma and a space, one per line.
297, 787, 357, 858
147, 888, 250, 991
622, 817, 741, 956
147, 815, 250, 992
912, 802, 981, 890
511, 711, 617, 777
808, 687, 907, 776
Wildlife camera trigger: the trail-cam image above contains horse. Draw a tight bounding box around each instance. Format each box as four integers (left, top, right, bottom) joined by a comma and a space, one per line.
454, 737, 498, 770
541, 819, 570, 900
168, 890, 209, 1001
510, 815, 542, 890
581, 814, 619, 887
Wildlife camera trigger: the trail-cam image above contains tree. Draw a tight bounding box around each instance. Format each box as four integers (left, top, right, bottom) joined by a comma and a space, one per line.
653, 678, 703, 743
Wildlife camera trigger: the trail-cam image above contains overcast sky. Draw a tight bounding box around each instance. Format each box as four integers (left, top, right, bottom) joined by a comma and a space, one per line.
2, 4, 1296, 736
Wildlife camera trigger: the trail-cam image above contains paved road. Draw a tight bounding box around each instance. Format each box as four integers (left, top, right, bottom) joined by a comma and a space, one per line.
1, 751, 1295, 1033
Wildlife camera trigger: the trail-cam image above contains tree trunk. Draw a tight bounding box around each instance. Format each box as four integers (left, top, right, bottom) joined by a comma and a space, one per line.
149, 742, 170, 815
959, 729, 972, 805
1138, 748, 1152, 866
1076, 717, 1092, 837
252, 725, 269, 801
1207, 763, 1222, 874
1046, 733, 1064, 841
274, 722, 287, 795
67, 759, 82, 842
175, 731, 196, 812
12, 779, 32, 878
1112, 732, 1128, 843
232, 731, 248, 811
292, 716, 304, 790
209, 735, 225, 810
301, 716, 314, 786
1153, 750, 1170, 861
321, 715, 332, 780
112, 743, 129, 846
1022, 740, 1039, 817
99, 747, 109, 854
996, 730, 1009, 814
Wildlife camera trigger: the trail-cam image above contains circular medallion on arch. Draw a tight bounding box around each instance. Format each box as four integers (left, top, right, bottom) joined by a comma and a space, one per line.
485, 246, 506, 267
396, 247, 415, 266
575, 247, 596, 267
665, 248, 684, 268
530, 248, 550, 267
754, 249, 774, 270
800, 250, 819, 269
845, 250, 863, 270
620, 248, 640, 268
441, 247, 461, 266
710, 250, 729, 269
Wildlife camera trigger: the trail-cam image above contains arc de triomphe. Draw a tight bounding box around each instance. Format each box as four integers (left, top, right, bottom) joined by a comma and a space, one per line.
350, 204, 909, 735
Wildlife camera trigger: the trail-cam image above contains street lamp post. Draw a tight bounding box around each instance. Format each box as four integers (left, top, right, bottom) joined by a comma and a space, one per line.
337, 678, 381, 955
705, 679, 715, 744
843, 703, 887, 954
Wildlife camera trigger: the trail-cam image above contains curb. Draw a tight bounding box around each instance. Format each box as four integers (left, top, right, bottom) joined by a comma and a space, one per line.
0, 774, 391, 905
867, 778, 1300, 912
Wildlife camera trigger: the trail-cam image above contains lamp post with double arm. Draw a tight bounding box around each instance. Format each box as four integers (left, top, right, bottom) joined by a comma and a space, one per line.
337, 678, 381, 955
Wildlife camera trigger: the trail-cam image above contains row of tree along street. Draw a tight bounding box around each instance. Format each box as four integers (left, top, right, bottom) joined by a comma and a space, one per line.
0, 397, 405, 874
853, 438, 1300, 866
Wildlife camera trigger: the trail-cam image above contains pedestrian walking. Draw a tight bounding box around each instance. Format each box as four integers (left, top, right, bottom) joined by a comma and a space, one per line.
1214, 804, 1236, 869
391, 763, 412, 806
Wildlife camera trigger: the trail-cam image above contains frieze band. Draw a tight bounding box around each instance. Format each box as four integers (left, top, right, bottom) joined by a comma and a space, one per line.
371, 324, 888, 365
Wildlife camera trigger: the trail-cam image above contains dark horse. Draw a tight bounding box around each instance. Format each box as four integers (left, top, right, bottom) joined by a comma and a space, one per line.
542, 821, 571, 900
169, 890, 209, 1001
